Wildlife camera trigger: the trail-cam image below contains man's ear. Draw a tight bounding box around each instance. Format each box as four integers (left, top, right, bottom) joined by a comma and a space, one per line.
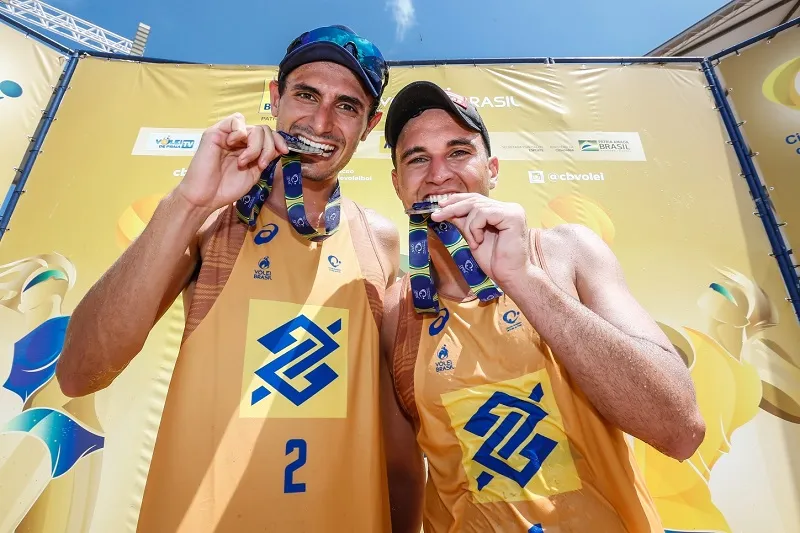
391, 167, 401, 198
488, 156, 499, 190
269, 80, 281, 117
362, 110, 383, 141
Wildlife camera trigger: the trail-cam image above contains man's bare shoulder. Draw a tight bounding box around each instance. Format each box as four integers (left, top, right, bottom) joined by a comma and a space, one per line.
362, 207, 400, 249
359, 205, 401, 284
535, 224, 612, 292
537, 224, 623, 293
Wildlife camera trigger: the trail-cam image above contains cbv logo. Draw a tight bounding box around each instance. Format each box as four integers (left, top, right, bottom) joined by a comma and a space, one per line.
502, 310, 522, 332
464, 383, 558, 491
250, 315, 342, 407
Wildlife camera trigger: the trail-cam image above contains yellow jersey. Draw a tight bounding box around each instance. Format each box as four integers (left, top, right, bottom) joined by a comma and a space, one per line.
137, 200, 392, 532
390, 230, 662, 533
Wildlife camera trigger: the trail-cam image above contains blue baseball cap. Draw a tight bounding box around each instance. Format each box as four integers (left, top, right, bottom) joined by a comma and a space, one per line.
279, 25, 389, 100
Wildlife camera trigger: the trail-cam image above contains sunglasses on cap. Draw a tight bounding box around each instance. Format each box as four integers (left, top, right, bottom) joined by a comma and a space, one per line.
283, 26, 389, 99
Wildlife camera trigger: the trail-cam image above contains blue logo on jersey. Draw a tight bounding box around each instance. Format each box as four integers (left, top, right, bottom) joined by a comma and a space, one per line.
502, 310, 519, 324
429, 307, 450, 336
254, 223, 279, 245
464, 383, 558, 491
437, 345, 449, 360
435, 344, 453, 373
327, 255, 342, 273
254, 256, 272, 280
250, 315, 342, 407
502, 309, 523, 332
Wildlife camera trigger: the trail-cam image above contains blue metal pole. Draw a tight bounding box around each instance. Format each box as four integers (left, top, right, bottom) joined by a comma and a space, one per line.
709, 16, 800, 62
702, 59, 800, 322
0, 51, 80, 239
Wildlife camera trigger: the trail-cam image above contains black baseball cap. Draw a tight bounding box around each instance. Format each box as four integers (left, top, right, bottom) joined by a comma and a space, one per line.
384, 81, 491, 158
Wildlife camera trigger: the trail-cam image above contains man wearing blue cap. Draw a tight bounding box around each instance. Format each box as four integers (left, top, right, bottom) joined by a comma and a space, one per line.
56, 26, 399, 532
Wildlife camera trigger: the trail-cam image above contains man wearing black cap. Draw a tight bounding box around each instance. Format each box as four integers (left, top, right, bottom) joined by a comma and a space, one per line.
379, 81, 705, 532
57, 26, 400, 532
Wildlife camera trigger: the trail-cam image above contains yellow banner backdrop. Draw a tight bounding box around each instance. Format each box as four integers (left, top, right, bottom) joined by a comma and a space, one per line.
0, 55, 799, 533
716, 25, 800, 267
0, 20, 66, 219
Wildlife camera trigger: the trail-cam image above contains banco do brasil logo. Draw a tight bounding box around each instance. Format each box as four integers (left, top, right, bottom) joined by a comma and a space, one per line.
763, 56, 800, 110
0, 80, 23, 100
250, 314, 342, 407
465, 383, 558, 491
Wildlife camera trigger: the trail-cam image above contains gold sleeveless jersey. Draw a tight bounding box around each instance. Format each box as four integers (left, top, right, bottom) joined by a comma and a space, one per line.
391, 231, 662, 533
137, 200, 391, 532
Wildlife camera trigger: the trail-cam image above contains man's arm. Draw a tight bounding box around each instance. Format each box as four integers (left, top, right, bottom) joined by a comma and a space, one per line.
364, 208, 400, 287
380, 279, 425, 533
508, 224, 705, 461
56, 190, 216, 397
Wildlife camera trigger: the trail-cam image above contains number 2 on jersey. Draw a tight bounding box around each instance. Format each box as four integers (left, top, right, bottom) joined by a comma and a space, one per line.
284, 439, 307, 493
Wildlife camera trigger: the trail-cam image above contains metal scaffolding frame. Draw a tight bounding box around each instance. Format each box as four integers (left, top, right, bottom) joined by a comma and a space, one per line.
0, 0, 147, 55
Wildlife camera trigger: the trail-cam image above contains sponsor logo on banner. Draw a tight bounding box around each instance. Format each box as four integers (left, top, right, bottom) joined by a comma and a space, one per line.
529, 170, 606, 182
380, 92, 521, 110
528, 171, 545, 184
579, 138, 631, 152
258, 79, 277, 122
379, 135, 392, 154
762, 56, 800, 111
0, 79, 23, 100
131, 128, 203, 156
338, 169, 372, 181
786, 133, 800, 156
172, 168, 188, 177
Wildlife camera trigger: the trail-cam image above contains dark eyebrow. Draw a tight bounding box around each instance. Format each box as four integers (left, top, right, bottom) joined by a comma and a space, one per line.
291, 82, 365, 112
400, 137, 476, 163
400, 146, 426, 163
447, 137, 476, 149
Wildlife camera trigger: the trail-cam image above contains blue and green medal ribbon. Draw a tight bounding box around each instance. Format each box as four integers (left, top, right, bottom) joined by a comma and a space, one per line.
408, 212, 502, 314
235, 152, 341, 242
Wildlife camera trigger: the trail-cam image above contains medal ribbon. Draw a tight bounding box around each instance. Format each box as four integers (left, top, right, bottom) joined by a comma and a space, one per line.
408, 213, 502, 314
235, 153, 341, 242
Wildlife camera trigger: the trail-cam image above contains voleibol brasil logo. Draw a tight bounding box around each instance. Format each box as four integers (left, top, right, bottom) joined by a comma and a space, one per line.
254, 256, 272, 280
0, 80, 23, 100
250, 314, 342, 407
465, 383, 558, 491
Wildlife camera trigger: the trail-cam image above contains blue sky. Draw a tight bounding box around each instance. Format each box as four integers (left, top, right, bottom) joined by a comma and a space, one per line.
25, 0, 727, 64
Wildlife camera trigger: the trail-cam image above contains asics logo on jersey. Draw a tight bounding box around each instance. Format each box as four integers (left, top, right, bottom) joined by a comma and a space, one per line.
464, 382, 558, 491
255, 223, 279, 244
250, 315, 342, 407
429, 307, 450, 335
